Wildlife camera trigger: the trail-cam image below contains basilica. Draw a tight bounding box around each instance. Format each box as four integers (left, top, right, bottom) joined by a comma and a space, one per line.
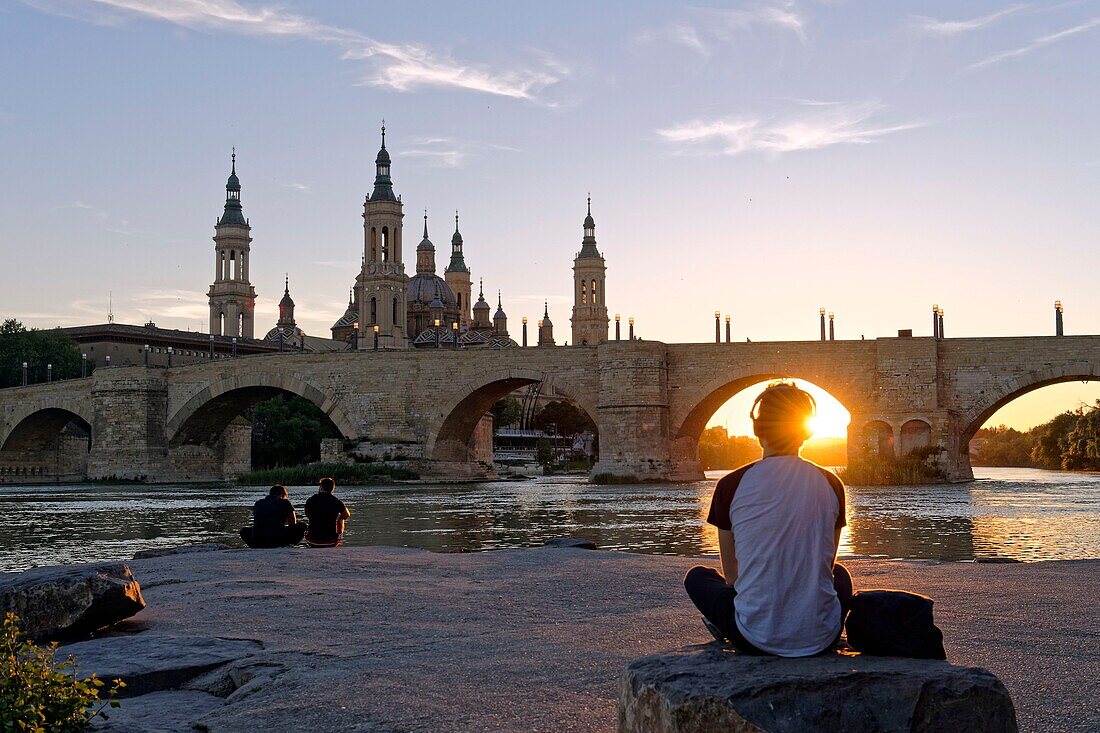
205, 126, 610, 352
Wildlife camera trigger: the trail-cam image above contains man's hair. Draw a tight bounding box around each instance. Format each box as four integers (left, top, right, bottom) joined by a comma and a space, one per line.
268, 485, 288, 498
750, 382, 816, 452
319, 477, 335, 493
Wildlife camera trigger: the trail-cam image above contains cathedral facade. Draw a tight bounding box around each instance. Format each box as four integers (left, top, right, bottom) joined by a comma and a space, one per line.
205, 128, 610, 352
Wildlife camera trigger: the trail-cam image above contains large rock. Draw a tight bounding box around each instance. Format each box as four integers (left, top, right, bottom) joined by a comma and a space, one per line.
65, 634, 263, 697
0, 563, 146, 641
620, 644, 1017, 733
544, 536, 598, 550
89, 690, 224, 732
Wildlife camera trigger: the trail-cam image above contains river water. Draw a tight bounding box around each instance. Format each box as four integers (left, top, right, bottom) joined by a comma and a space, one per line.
1, 467, 1097, 572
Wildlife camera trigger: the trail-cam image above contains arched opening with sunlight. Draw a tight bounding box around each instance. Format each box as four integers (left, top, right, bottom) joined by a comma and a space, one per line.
702, 379, 852, 471
967, 380, 1100, 472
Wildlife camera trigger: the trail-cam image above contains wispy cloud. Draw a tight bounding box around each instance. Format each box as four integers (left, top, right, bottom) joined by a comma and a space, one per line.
908, 5, 1027, 36
967, 16, 1100, 69
636, 2, 807, 56
657, 101, 923, 156
22, 0, 567, 100
276, 181, 311, 193
403, 137, 522, 169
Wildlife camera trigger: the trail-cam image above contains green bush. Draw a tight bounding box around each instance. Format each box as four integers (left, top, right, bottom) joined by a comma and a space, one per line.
839, 446, 946, 486
0, 613, 124, 732
236, 462, 418, 486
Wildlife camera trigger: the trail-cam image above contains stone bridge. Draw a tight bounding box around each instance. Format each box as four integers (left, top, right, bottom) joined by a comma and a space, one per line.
2, 335, 1098, 483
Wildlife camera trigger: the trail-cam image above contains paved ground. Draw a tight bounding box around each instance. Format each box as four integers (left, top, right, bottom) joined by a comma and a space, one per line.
87, 548, 1098, 732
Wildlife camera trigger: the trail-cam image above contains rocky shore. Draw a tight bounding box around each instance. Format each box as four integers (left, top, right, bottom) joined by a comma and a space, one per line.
3, 547, 1097, 732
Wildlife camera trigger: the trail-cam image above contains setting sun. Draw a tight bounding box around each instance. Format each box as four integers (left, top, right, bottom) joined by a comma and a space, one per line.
708, 380, 852, 439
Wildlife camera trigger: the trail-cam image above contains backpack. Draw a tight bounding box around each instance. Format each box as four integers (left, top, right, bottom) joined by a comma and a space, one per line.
844, 589, 947, 660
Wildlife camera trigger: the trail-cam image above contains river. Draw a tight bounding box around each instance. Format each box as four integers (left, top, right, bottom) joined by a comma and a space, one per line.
1, 467, 1097, 572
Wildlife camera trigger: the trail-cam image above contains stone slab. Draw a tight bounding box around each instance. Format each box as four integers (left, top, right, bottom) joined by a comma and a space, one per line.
619, 644, 1017, 733
89, 690, 224, 733
133, 544, 231, 560
0, 562, 145, 641
64, 634, 263, 697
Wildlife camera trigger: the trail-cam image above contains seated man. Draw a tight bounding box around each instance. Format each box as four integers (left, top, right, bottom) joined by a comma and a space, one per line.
240, 485, 306, 548
304, 477, 351, 548
685, 382, 853, 657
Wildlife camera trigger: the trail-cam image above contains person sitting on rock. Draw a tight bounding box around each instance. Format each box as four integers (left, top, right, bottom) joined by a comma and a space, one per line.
240, 485, 306, 549
684, 382, 853, 657
304, 477, 351, 548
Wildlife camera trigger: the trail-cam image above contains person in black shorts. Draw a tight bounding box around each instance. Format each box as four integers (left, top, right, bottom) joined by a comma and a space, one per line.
304, 477, 351, 548
240, 485, 306, 548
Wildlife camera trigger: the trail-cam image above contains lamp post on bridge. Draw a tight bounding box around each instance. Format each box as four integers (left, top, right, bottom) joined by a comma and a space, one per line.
105, 355, 110, 368
819, 308, 826, 341
208, 334, 214, 360
81, 353, 87, 378
21, 362, 27, 387
629, 317, 635, 341
522, 317, 528, 347
231, 337, 237, 358
932, 304, 940, 339
373, 324, 380, 351
937, 308, 944, 339
828, 312, 835, 341
615, 314, 621, 341
725, 315, 731, 344
1055, 300, 1064, 336
167, 347, 173, 368
714, 311, 721, 343
47, 364, 52, 384
452, 322, 459, 349
144, 344, 150, 367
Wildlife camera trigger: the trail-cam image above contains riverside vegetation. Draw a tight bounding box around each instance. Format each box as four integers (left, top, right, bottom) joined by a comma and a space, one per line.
971, 401, 1100, 470
0, 613, 124, 732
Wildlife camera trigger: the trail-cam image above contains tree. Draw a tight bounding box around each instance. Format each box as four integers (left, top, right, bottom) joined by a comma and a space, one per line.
1061, 401, 1100, 470
249, 395, 342, 469
532, 400, 595, 437
0, 320, 84, 388
970, 425, 1034, 467
490, 397, 523, 429
1030, 410, 1080, 469
697, 427, 761, 470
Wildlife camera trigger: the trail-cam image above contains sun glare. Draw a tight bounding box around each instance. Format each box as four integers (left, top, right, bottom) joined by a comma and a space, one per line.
707, 379, 851, 439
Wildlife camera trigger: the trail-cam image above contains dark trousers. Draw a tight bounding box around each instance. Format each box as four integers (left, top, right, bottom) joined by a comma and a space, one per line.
684, 563, 853, 655
240, 523, 306, 549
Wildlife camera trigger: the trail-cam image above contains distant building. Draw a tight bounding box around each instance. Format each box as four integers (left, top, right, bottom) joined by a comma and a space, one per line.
63, 322, 277, 368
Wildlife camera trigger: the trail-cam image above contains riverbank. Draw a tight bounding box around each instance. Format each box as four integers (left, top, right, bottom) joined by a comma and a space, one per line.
44, 547, 1099, 732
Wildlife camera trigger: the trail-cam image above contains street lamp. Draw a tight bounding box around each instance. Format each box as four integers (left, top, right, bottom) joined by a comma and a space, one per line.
629, 317, 635, 341
819, 308, 826, 341
1055, 300, 1064, 337
714, 311, 721, 343
522, 316, 528, 347
105, 355, 111, 367
937, 308, 944, 340
434, 319, 441, 348
452, 321, 459, 349
21, 362, 27, 387
81, 353, 87, 378
167, 346, 173, 368
352, 321, 360, 349
373, 324, 380, 350
47, 363, 52, 383
208, 334, 214, 360
231, 337, 237, 358
615, 313, 621, 341
144, 344, 150, 367
725, 314, 731, 344
828, 312, 835, 341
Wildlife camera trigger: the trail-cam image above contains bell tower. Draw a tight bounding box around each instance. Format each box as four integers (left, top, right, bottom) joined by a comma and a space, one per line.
208, 149, 256, 338
570, 196, 608, 346
357, 123, 408, 349
444, 211, 472, 329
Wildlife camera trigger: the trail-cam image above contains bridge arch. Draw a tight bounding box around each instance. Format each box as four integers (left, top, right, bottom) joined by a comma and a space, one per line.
167, 373, 356, 447
0, 400, 93, 452
426, 368, 599, 464
669, 373, 856, 479
958, 364, 1100, 445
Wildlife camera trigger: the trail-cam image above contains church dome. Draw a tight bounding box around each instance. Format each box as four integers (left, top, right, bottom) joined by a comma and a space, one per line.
407, 274, 457, 308
418, 234, 434, 251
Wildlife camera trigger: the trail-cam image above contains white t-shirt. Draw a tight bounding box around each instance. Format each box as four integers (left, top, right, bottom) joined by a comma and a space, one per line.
706, 455, 846, 657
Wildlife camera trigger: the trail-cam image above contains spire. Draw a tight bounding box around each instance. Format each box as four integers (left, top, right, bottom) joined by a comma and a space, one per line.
498, 291, 502, 309
423, 209, 429, 240
479, 279, 485, 301
370, 121, 397, 202
284, 273, 289, 295
278, 273, 295, 326
218, 149, 246, 226
417, 210, 434, 252
446, 209, 468, 273
578, 194, 600, 258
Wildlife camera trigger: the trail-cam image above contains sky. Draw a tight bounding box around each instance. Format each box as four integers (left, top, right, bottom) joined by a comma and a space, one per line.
2, 0, 1099, 432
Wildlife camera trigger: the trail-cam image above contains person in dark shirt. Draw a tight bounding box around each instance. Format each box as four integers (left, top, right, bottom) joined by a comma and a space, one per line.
304, 477, 351, 548
240, 485, 306, 548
